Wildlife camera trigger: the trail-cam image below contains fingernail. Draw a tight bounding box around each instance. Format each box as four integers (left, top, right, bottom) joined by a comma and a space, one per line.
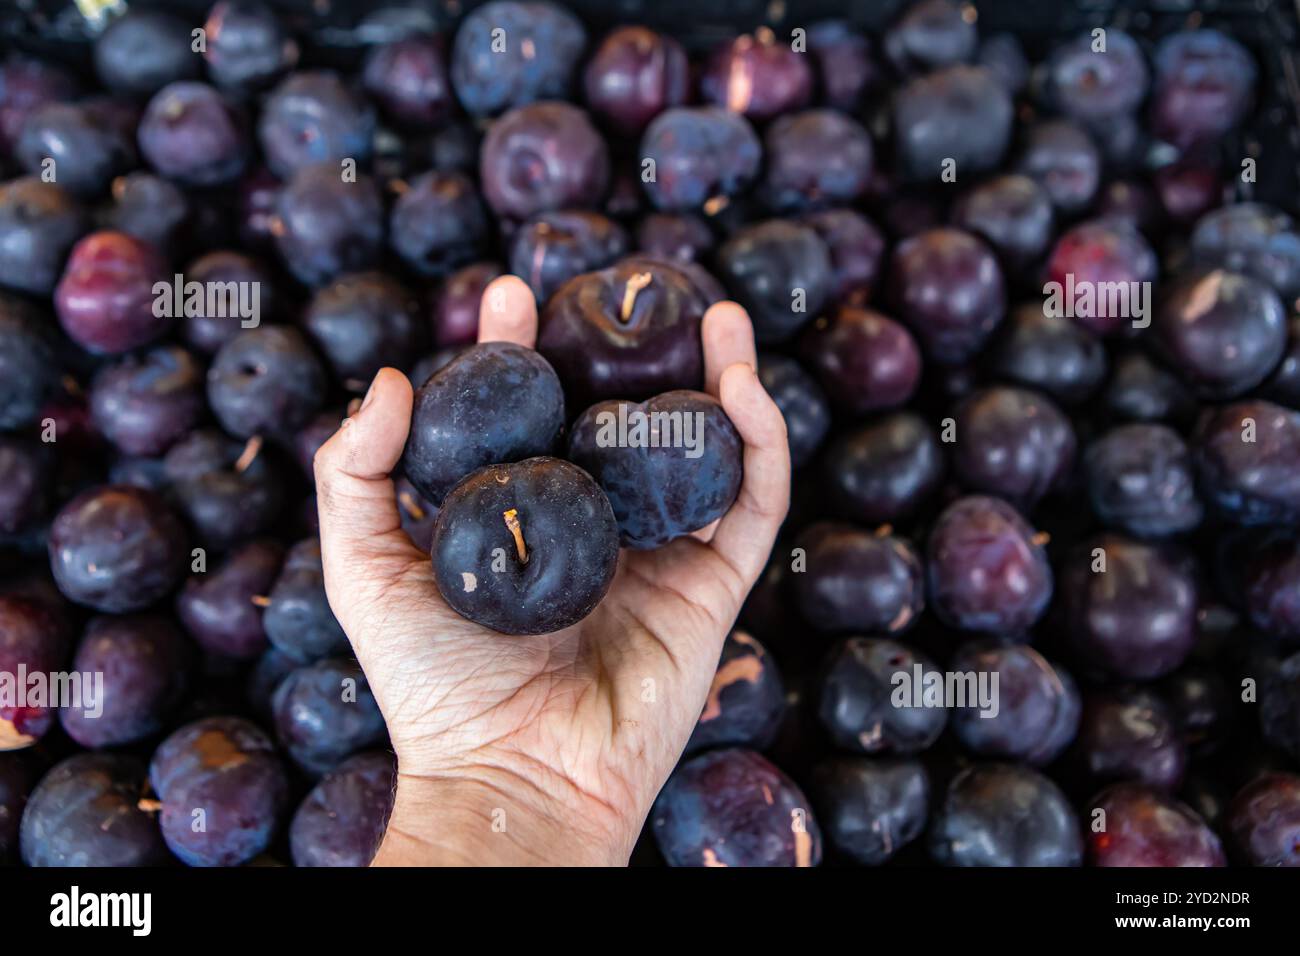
360, 376, 380, 411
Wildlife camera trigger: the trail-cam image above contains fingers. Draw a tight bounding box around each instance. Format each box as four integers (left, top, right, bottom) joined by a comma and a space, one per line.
701, 300, 758, 397
314, 368, 423, 621
477, 275, 538, 348
708, 362, 791, 590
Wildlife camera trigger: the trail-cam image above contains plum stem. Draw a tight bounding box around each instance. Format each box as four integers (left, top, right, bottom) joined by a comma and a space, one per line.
1031, 531, 1051, 547
620, 272, 653, 322
503, 508, 528, 564
137, 798, 163, 813
250, 594, 271, 608
234, 435, 263, 473
399, 491, 426, 521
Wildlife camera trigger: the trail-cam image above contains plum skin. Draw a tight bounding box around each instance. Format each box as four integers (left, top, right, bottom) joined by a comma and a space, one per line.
431, 457, 620, 635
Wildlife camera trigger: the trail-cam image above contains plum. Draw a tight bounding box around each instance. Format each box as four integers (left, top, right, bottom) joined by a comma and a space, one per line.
685, 632, 785, 756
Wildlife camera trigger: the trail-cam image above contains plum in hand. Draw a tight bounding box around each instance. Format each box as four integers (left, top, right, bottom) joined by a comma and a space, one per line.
567, 391, 743, 549
537, 258, 709, 408
430, 457, 619, 635
400, 341, 566, 504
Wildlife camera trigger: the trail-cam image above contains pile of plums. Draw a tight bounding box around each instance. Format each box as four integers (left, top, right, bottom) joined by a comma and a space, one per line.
2, 0, 1300, 869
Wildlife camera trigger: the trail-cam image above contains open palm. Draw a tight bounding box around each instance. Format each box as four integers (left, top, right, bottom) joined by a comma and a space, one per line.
314, 277, 789, 865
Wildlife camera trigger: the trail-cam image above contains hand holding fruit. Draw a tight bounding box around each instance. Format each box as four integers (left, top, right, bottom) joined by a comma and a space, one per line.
313, 275, 789, 865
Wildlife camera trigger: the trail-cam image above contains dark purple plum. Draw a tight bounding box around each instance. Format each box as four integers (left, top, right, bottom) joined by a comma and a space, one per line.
889, 228, 1004, 365
1079, 688, 1187, 791
0, 178, 87, 296
759, 110, 872, 213
652, 748, 821, 867
508, 210, 628, 302
568, 391, 741, 549
930, 764, 1082, 867
1084, 424, 1202, 537
363, 34, 452, 129
1150, 29, 1256, 150
271, 162, 384, 287
1191, 203, 1300, 300
20, 754, 168, 867
163, 429, 284, 550
0, 54, 81, 154
0, 438, 51, 534
54, 230, 168, 355
883, 0, 976, 74
757, 354, 830, 468
290, 751, 396, 867
450, 1, 586, 117
977, 33, 1030, 94
178, 539, 284, 660
1194, 401, 1300, 526
685, 632, 785, 756
892, 66, 1012, 182
799, 208, 885, 305
48, 485, 188, 613
1043, 218, 1157, 337
794, 523, 924, 636
1243, 537, 1300, 643
479, 102, 608, 221
1015, 120, 1101, 216
203, 0, 299, 92
950, 174, 1054, 274
60, 614, 191, 749
302, 271, 423, 385
94, 9, 201, 95
951, 386, 1075, 511
987, 304, 1106, 405
699, 28, 813, 122
16, 102, 134, 199
89, 346, 204, 457
799, 307, 920, 415
537, 257, 708, 408
1096, 178, 1161, 233
583, 26, 688, 135
401, 341, 564, 503
638, 107, 761, 213
432, 261, 501, 347
717, 219, 832, 344
101, 171, 191, 251
950, 642, 1080, 765
1161, 665, 1232, 756
207, 326, 327, 440
1047, 29, 1148, 121
0, 594, 70, 748
272, 657, 386, 775
263, 537, 348, 662
807, 21, 878, 111
0, 296, 59, 431
294, 409, 343, 482
817, 638, 947, 755
390, 171, 490, 278
811, 757, 927, 866
179, 250, 276, 356
824, 413, 945, 525
1160, 159, 1227, 225
431, 457, 619, 634
395, 476, 439, 553
1087, 783, 1225, 866
257, 71, 375, 179
1104, 350, 1197, 425
1227, 773, 1300, 867
927, 495, 1052, 636
1061, 534, 1197, 680
1151, 269, 1286, 400
149, 716, 290, 867
635, 213, 713, 264
138, 82, 249, 187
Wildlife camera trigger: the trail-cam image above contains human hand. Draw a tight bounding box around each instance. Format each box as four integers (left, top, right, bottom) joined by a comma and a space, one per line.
313, 276, 790, 866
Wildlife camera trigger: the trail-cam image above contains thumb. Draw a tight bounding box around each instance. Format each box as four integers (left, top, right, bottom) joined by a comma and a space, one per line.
314, 368, 423, 627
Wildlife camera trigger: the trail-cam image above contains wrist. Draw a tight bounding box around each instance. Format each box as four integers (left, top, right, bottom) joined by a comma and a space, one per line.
372, 767, 635, 867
